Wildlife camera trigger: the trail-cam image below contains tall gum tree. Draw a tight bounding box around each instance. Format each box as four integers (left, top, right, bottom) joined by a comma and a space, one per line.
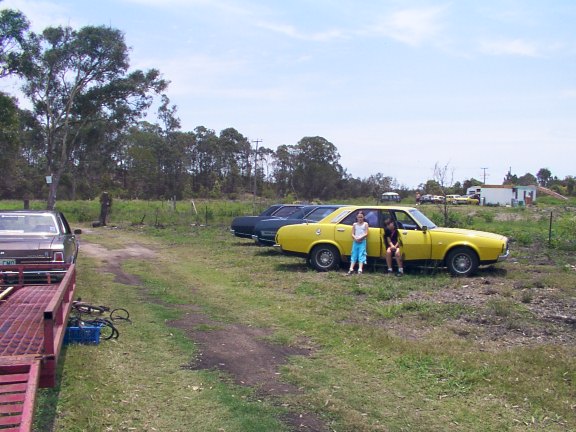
20, 24, 167, 209
0, 7, 30, 77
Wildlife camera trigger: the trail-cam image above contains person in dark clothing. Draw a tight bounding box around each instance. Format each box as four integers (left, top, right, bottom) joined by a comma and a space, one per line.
99, 192, 113, 226
384, 218, 403, 276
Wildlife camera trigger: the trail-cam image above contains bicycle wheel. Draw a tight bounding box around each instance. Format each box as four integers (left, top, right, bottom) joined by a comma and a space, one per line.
110, 308, 130, 322
86, 318, 119, 340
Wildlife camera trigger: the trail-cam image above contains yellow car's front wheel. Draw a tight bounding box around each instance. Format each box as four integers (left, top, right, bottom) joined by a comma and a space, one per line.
446, 247, 479, 277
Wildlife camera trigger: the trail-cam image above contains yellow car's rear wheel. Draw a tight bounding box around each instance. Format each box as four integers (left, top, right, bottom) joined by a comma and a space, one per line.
310, 244, 340, 272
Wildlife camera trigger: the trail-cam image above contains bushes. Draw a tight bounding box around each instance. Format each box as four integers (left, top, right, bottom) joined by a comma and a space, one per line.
552, 213, 576, 251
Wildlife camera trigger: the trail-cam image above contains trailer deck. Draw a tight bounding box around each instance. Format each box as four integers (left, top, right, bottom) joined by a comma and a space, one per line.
0, 264, 76, 431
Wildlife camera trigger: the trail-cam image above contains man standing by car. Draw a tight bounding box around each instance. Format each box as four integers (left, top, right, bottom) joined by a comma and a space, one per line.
384, 218, 404, 276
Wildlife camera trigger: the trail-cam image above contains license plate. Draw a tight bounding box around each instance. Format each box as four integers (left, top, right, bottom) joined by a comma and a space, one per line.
0, 259, 16, 265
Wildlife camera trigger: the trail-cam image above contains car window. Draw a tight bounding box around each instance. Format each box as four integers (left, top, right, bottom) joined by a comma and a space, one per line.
29, 215, 58, 233
0, 215, 22, 232
287, 208, 307, 219
273, 206, 303, 217
305, 207, 338, 222
260, 205, 282, 216
409, 209, 437, 229
390, 211, 419, 230
58, 213, 72, 234
340, 209, 381, 227
330, 210, 352, 223
0, 214, 57, 234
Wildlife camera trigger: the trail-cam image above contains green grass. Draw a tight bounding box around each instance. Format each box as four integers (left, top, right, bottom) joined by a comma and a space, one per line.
34, 254, 290, 432
24, 200, 576, 431
5, 197, 575, 250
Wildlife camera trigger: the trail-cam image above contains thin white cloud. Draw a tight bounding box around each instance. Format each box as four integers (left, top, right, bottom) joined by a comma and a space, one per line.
134, 53, 244, 82
120, 0, 257, 18
560, 89, 576, 99
256, 21, 345, 42
368, 6, 446, 47
1, 0, 76, 30
133, 53, 297, 102
479, 38, 540, 57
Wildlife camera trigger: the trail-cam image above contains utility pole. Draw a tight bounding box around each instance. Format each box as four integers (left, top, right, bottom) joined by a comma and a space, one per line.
481, 167, 488, 184
252, 139, 262, 214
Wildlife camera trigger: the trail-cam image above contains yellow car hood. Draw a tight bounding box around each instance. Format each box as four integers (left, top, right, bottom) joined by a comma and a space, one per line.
430, 227, 506, 241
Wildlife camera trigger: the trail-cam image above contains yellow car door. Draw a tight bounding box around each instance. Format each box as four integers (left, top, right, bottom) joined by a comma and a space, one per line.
334, 222, 354, 257
333, 209, 384, 259
391, 210, 432, 261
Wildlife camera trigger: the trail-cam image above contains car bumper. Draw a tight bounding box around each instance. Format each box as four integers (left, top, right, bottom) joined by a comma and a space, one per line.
497, 249, 510, 262
1, 268, 68, 285
252, 235, 276, 246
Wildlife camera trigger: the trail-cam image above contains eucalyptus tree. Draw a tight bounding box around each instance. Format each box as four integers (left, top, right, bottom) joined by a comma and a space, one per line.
218, 127, 251, 194
20, 24, 167, 209
292, 136, 344, 200
0, 92, 20, 197
537, 168, 552, 187
0, 7, 30, 77
272, 144, 295, 198
365, 173, 394, 200
122, 122, 165, 199
189, 126, 219, 194
157, 95, 188, 199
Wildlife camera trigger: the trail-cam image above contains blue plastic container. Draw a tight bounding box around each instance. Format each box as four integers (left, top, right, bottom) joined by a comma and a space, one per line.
63, 325, 100, 345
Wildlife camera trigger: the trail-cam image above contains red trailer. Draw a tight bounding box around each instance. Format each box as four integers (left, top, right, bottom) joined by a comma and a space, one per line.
0, 264, 76, 431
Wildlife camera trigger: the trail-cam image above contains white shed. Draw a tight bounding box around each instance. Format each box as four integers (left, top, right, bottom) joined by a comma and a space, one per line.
466, 185, 537, 206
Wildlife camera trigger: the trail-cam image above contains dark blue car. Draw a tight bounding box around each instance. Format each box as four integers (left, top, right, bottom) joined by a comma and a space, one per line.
252, 205, 344, 246
230, 204, 304, 239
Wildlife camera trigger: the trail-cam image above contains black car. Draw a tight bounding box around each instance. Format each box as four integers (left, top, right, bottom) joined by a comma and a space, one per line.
0, 210, 81, 284
252, 205, 345, 246
230, 204, 304, 239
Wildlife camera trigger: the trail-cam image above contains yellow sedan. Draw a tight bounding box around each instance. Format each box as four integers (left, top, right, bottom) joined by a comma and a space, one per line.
446, 195, 480, 205
275, 206, 509, 276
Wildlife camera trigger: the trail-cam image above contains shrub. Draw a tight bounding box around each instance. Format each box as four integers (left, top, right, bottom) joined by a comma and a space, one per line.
552, 213, 576, 251
476, 210, 495, 223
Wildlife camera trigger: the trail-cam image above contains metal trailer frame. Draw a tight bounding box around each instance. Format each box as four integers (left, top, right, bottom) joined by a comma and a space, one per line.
0, 264, 76, 431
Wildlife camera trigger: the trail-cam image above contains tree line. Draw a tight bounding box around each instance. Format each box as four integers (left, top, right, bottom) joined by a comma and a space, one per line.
0, 6, 574, 208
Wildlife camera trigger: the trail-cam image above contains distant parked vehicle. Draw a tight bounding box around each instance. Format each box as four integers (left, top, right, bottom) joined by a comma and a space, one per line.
446, 194, 480, 205
419, 194, 434, 204
380, 192, 401, 203
0, 210, 81, 283
252, 205, 344, 246
230, 204, 304, 239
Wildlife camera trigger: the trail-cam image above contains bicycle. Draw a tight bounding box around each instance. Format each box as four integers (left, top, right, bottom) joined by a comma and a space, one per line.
72, 298, 130, 322
67, 315, 119, 340
70, 298, 131, 341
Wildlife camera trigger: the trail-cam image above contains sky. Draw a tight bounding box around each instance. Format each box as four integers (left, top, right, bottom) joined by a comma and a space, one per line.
1, 0, 575, 188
